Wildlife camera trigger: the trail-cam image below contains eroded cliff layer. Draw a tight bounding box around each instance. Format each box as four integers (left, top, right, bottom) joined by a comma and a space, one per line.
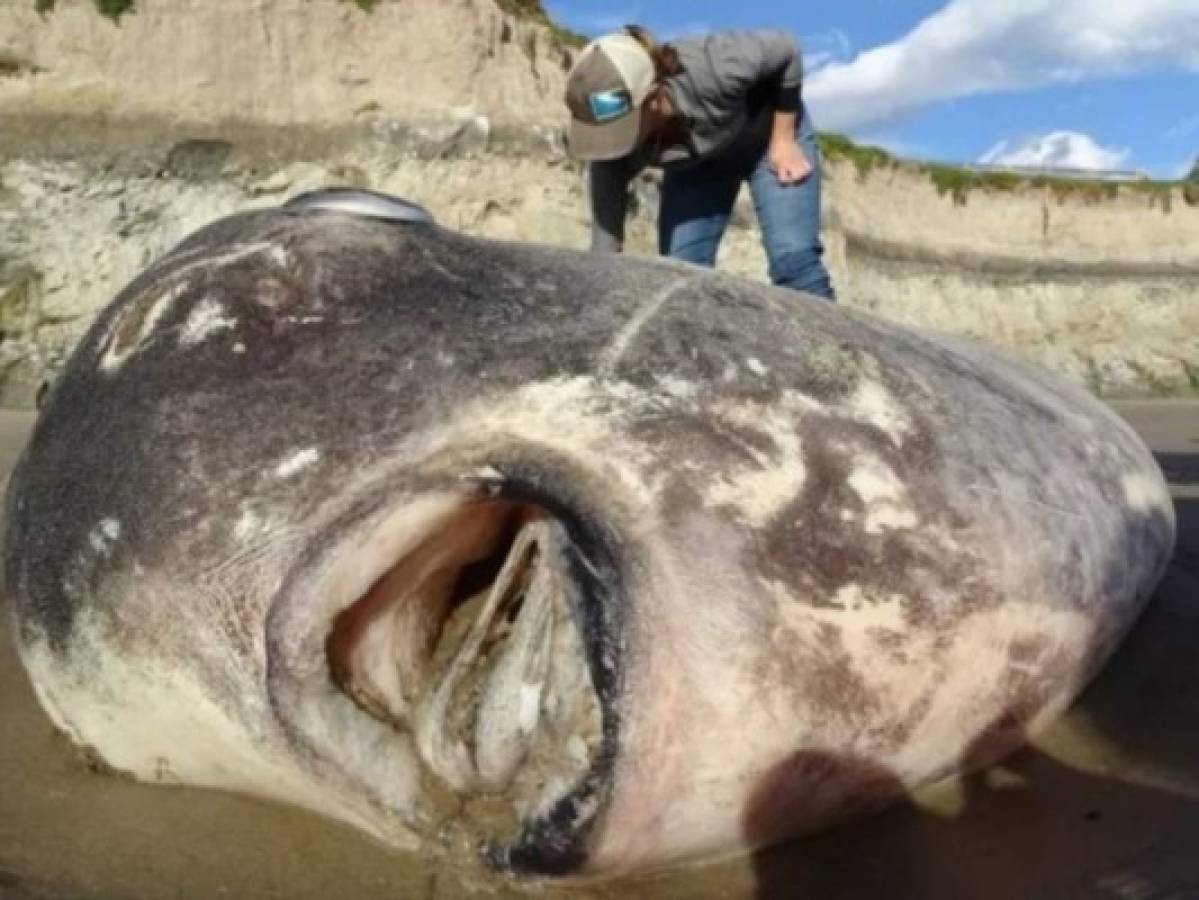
1, 0, 1196, 404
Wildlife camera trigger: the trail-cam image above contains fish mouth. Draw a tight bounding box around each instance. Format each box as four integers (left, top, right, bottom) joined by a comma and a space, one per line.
275, 469, 623, 876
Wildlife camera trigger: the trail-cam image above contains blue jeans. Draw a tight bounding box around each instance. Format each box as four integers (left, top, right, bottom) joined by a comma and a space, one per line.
658, 104, 835, 301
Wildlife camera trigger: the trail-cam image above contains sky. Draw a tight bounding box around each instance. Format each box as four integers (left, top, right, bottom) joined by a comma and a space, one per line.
544, 0, 1199, 179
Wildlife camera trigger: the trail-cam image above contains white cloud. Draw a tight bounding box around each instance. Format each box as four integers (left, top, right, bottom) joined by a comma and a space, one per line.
806, 0, 1199, 131
979, 131, 1131, 171
801, 28, 852, 73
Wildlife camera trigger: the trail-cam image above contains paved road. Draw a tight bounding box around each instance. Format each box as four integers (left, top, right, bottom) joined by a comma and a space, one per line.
0, 402, 1196, 900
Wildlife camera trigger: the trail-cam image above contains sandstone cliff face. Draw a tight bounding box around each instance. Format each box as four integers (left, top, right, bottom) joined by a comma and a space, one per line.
827, 164, 1199, 395
0, 0, 573, 127
1, 0, 1196, 405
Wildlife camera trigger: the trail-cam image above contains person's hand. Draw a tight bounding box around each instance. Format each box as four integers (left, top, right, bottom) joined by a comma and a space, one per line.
768, 139, 813, 185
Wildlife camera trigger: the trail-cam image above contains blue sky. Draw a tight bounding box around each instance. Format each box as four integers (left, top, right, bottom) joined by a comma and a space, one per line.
545, 0, 1199, 178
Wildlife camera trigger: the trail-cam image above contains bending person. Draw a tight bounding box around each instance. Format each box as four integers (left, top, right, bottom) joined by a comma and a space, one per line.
564, 25, 835, 300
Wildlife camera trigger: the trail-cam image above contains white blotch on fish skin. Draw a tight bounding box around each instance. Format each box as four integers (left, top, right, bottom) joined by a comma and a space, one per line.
460, 468, 506, 498
99, 242, 285, 374
848, 455, 918, 534
435, 351, 455, 368
268, 244, 292, 269
464, 465, 504, 483
567, 735, 590, 768
179, 242, 278, 279
88, 518, 121, 556
745, 358, 768, 378
844, 380, 912, 446
275, 448, 319, 480
232, 342, 247, 354
233, 509, 262, 542
178, 297, 238, 347
99, 281, 189, 373
1121, 471, 1171, 515
655, 375, 698, 399
458, 375, 666, 501
598, 276, 699, 377
705, 405, 806, 527
518, 683, 541, 734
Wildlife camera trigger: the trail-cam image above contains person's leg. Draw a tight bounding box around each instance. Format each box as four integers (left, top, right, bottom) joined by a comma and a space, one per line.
747, 102, 836, 300
658, 170, 743, 267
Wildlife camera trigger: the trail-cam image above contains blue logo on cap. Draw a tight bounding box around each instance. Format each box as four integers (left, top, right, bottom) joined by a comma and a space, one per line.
589, 89, 633, 123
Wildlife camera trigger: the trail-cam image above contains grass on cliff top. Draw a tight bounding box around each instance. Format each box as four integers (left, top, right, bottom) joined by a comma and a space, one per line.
35, 0, 134, 22
494, 0, 588, 48
342, 0, 588, 48
818, 131, 1196, 210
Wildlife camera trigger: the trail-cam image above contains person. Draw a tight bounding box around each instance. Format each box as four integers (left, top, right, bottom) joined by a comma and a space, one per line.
564, 25, 835, 301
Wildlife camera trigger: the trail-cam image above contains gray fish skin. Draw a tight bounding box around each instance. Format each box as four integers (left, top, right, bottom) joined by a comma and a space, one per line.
4, 195, 1176, 877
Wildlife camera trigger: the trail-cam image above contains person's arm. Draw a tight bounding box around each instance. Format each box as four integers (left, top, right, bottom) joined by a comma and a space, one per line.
588, 159, 632, 253
768, 108, 812, 185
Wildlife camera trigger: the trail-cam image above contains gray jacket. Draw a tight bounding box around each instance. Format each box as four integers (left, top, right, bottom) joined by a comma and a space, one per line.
588, 30, 803, 253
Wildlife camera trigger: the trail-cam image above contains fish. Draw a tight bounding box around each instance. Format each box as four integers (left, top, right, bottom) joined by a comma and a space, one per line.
4, 188, 1176, 877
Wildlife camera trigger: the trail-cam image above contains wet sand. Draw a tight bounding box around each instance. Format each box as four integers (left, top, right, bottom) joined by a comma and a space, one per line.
1, 401, 1197, 900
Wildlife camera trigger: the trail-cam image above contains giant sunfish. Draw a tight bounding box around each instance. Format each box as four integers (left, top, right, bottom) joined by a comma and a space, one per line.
4, 190, 1175, 877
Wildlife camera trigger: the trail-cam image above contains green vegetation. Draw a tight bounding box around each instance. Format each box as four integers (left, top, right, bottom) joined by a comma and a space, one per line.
926, 164, 1022, 204
1185, 362, 1199, 393
342, 0, 380, 11
96, 0, 134, 20
494, 0, 587, 48
1185, 159, 1199, 207
0, 265, 40, 340
818, 130, 1190, 209
34, 0, 135, 21
817, 132, 896, 179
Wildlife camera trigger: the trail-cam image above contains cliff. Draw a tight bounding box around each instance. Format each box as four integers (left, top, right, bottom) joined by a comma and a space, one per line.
1, 0, 1196, 405
0, 0, 575, 128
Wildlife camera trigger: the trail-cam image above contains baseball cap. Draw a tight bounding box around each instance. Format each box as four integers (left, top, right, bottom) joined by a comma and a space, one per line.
565, 34, 656, 161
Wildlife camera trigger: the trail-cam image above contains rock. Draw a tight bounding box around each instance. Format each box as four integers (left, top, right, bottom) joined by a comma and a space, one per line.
248, 163, 337, 198
0, 262, 48, 408
406, 111, 492, 159
162, 140, 234, 182
249, 169, 296, 197
0, 262, 41, 341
